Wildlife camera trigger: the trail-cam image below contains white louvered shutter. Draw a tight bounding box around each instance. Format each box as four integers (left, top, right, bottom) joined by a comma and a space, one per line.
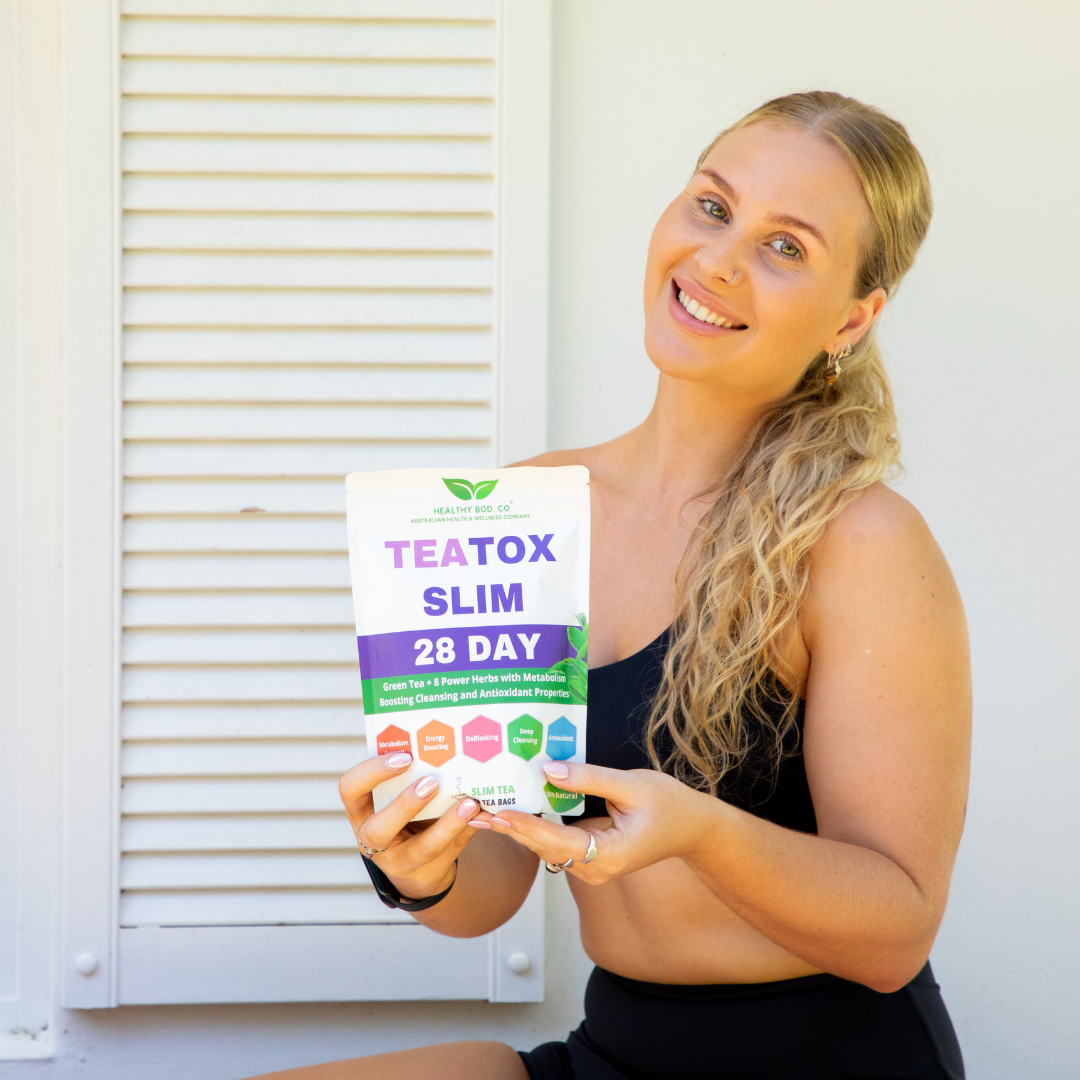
114, 0, 548, 1005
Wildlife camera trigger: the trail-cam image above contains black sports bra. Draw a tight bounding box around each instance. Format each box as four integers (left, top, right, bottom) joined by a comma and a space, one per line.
577, 627, 817, 833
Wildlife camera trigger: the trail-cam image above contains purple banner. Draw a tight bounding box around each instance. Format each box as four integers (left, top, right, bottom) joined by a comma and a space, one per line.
357, 623, 574, 680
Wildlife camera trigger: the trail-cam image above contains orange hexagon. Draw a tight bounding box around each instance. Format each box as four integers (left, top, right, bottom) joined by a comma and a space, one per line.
376, 724, 411, 757
417, 719, 456, 766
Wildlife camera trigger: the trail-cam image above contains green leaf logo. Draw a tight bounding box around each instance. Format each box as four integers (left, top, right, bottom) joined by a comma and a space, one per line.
441, 477, 475, 501
441, 477, 499, 503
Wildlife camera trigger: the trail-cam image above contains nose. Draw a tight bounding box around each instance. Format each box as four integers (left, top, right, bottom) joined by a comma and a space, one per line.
696, 236, 742, 286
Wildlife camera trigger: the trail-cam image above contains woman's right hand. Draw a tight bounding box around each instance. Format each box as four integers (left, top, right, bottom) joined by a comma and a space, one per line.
338, 753, 484, 902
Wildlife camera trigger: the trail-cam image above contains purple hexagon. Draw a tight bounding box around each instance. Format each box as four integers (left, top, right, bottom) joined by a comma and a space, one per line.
462, 714, 502, 763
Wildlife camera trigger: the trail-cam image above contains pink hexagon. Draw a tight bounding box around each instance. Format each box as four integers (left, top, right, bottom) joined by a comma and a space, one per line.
462, 714, 502, 763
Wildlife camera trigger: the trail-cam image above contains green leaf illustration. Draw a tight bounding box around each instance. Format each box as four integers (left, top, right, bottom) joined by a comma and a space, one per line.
441, 477, 476, 502
549, 654, 588, 704
567, 674, 588, 705
472, 478, 499, 501
545, 782, 583, 812
567, 618, 589, 666
549, 658, 574, 680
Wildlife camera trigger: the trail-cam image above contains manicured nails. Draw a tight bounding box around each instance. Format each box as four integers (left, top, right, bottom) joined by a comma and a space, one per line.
543, 762, 570, 780
456, 798, 478, 819
467, 820, 492, 830
386, 752, 412, 769
414, 776, 438, 798
489, 817, 512, 828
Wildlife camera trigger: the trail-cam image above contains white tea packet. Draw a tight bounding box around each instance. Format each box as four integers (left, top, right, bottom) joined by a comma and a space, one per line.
345, 466, 590, 820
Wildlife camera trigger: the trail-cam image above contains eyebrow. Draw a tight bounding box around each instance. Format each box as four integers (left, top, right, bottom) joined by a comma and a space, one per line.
695, 168, 829, 250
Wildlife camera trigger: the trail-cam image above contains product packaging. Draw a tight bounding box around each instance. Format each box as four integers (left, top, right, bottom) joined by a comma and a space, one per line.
345, 466, 590, 820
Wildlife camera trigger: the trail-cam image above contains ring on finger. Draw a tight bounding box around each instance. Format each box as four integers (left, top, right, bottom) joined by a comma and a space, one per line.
582, 830, 599, 864
357, 837, 389, 858
546, 830, 598, 874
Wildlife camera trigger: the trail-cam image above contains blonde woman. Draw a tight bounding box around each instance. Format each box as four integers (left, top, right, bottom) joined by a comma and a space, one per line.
251, 92, 970, 1080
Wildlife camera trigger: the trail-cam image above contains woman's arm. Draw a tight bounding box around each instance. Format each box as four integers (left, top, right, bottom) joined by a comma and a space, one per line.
479, 486, 971, 990
695, 485, 970, 991
338, 758, 539, 939
412, 830, 539, 938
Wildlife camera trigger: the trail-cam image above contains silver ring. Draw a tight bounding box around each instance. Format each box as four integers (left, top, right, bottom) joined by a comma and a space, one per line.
582, 831, 598, 864
545, 857, 574, 874
546, 830, 598, 874
357, 837, 389, 859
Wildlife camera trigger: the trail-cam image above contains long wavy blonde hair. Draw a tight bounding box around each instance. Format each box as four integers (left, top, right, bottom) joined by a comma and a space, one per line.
646, 91, 933, 792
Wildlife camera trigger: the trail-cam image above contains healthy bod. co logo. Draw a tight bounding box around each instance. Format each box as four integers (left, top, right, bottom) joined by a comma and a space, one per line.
441, 477, 499, 502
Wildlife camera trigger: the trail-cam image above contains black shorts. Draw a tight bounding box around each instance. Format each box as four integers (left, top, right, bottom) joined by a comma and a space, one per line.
519, 962, 964, 1080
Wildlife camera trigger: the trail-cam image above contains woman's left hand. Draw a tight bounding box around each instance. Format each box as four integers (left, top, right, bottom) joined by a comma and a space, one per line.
471, 761, 709, 883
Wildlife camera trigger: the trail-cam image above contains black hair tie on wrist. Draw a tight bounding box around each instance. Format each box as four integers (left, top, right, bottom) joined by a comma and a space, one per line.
361, 855, 458, 912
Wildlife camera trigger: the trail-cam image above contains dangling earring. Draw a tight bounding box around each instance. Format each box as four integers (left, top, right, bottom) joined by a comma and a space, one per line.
824, 343, 853, 384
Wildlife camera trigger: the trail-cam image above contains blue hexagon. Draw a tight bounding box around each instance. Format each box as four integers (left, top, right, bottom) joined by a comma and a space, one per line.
545, 715, 577, 761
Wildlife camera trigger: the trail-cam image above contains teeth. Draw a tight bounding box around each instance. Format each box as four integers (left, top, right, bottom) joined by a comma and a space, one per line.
677, 286, 737, 328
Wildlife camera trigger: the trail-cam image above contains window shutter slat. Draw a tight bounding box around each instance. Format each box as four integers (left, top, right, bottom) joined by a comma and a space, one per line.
121, 0, 496, 17
123, 135, 494, 176
121, 19, 496, 61
122, 58, 495, 99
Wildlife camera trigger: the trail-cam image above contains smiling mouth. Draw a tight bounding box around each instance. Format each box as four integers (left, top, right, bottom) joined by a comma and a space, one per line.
674, 283, 747, 329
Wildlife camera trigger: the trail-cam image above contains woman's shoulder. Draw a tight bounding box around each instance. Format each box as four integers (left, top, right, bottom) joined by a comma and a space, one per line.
505, 445, 609, 471
805, 481, 964, 630
821, 482, 941, 561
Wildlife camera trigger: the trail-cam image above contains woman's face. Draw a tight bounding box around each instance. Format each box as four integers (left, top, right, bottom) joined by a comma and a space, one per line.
643, 122, 885, 398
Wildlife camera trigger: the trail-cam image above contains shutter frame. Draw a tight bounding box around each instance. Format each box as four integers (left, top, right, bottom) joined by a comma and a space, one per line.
59, 0, 124, 1012
61, 0, 551, 1008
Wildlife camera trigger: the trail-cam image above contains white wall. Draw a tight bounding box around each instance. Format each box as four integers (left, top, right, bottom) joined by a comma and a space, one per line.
547, 2, 1080, 1078
3, 2, 1078, 1077
0, 0, 65, 1061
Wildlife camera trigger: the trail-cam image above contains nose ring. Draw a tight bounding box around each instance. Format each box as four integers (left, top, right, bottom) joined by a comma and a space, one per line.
699, 246, 738, 285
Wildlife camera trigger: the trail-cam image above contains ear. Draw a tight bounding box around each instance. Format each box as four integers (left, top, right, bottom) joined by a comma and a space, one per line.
826, 287, 886, 352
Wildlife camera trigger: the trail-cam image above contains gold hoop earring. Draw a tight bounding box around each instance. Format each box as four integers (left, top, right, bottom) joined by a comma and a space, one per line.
824, 344, 853, 384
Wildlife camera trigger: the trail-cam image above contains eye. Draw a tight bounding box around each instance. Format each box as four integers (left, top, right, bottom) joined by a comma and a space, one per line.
771, 237, 803, 260
697, 197, 729, 222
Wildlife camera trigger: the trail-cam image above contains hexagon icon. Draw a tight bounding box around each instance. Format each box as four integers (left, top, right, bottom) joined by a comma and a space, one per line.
545, 716, 577, 761
462, 714, 502, 763
376, 724, 411, 757
418, 719, 455, 766
508, 714, 542, 761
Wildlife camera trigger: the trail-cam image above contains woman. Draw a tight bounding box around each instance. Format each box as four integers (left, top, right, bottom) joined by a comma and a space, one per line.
251, 91, 970, 1080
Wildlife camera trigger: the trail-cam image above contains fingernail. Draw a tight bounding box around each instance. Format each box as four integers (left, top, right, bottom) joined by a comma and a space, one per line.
415, 776, 438, 798
456, 798, 478, 819
467, 820, 491, 830
543, 762, 570, 780
489, 817, 512, 828
386, 752, 412, 769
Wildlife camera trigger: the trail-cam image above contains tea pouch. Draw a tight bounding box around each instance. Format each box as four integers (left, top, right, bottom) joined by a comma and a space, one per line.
346, 466, 590, 820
